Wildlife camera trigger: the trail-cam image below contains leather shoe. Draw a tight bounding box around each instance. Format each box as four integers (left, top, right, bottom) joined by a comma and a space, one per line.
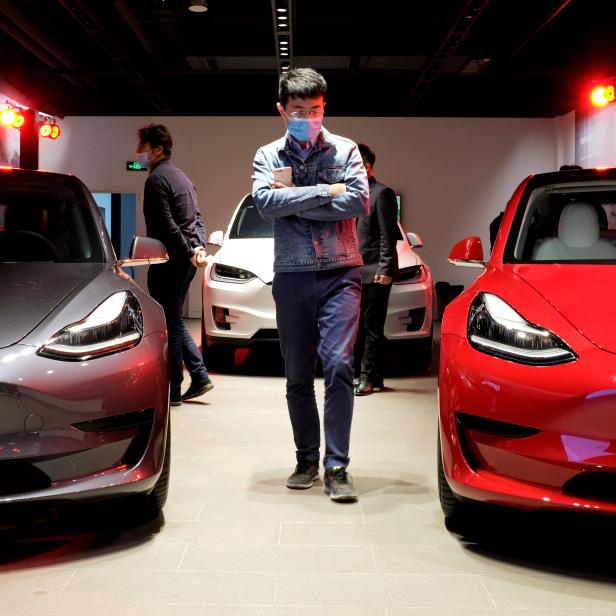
354, 375, 373, 396
182, 377, 214, 401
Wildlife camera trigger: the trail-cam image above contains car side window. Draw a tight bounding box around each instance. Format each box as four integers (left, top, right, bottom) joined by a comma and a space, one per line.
229, 196, 274, 239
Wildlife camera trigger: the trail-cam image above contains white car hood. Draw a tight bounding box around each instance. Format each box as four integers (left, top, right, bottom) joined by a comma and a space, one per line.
216, 238, 275, 283
215, 237, 422, 284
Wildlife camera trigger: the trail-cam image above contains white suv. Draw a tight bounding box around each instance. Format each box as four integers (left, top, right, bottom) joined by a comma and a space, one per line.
202, 194, 433, 370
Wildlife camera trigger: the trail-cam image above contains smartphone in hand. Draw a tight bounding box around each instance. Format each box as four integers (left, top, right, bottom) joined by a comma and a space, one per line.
273, 166, 292, 187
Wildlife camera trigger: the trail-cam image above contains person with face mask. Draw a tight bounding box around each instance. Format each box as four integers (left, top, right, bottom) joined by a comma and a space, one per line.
136, 124, 213, 407
251, 68, 369, 502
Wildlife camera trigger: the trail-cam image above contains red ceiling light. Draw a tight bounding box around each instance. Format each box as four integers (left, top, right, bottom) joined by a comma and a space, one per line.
39, 117, 61, 139
39, 122, 53, 138
12, 112, 25, 129
590, 84, 616, 107
0, 109, 16, 126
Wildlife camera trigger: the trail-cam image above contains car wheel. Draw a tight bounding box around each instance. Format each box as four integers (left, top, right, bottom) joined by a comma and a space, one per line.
411, 330, 433, 372
206, 344, 236, 371
148, 418, 171, 513
437, 431, 466, 521
387, 332, 433, 375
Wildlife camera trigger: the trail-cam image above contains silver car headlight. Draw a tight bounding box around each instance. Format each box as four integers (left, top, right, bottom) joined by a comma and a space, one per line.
467, 292, 576, 366
211, 263, 257, 283
38, 291, 143, 361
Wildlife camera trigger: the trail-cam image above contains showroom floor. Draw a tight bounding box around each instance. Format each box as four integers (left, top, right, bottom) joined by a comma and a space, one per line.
2, 321, 616, 615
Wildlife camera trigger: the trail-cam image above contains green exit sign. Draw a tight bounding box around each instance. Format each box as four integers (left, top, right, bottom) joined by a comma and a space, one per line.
126, 161, 148, 171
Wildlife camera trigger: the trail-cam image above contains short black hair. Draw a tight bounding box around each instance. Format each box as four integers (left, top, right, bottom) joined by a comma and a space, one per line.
358, 143, 376, 167
137, 124, 173, 156
278, 68, 327, 106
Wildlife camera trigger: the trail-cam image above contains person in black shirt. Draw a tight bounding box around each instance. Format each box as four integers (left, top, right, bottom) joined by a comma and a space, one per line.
137, 124, 213, 406
354, 143, 399, 396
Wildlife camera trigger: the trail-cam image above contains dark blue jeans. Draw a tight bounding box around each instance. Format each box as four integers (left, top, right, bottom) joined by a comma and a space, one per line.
273, 266, 361, 469
148, 260, 209, 399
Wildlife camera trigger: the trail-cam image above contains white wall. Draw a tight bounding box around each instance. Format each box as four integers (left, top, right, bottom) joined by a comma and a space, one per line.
576, 104, 616, 167
40, 113, 573, 317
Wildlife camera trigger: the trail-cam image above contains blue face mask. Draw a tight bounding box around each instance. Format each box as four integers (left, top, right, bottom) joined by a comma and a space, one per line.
287, 116, 322, 143
137, 152, 151, 169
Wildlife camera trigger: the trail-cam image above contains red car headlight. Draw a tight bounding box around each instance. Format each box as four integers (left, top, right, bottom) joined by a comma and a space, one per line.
467, 292, 576, 366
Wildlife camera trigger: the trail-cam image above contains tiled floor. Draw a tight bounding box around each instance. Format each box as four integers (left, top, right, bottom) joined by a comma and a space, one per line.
2, 321, 616, 615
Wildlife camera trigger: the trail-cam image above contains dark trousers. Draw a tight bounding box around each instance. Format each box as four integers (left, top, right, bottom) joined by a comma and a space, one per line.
148, 260, 209, 399
273, 267, 361, 469
355, 282, 392, 384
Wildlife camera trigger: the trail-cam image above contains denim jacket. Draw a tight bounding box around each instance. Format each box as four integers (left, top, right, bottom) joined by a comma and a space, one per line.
252, 127, 369, 273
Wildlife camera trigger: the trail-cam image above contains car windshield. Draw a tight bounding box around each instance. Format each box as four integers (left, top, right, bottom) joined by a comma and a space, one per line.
0, 173, 104, 263
229, 195, 273, 239
509, 180, 616, 263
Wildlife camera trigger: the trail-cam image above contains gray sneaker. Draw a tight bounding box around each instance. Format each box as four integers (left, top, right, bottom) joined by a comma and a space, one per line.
324, 467, 358, 502
286, 462, 319, 490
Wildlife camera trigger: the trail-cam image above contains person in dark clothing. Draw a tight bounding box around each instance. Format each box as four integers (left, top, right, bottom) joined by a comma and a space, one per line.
354, 143, 399, 396
137, 124, 213, 406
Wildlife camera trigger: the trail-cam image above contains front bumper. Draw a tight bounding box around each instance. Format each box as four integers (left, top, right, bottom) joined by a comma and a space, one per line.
204, 274, 434, 345
0, 332, 169, 504
440, 333, 616, 514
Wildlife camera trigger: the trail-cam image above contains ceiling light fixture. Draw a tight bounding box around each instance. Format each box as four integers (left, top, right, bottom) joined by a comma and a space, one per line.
277, 7, 287, 12
188, 0, 208, 13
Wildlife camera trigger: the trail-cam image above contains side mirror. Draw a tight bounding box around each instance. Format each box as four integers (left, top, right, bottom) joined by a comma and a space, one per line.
407, 232, 423, 248
448, 236, 486, 269
208, 230, 224, 246
121, 236, 168, 267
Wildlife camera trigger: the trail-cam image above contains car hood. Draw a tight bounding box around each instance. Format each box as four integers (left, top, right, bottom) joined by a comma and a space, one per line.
216, 238, 275, 283
0, 262, 103, 349
512, 264, 616, 353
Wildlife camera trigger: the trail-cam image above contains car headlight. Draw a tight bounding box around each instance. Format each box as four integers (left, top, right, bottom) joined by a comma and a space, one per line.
467, 292, 576, 365
38, 291, 143, 361
211, 263, 257, 283
394, 265, 427, 284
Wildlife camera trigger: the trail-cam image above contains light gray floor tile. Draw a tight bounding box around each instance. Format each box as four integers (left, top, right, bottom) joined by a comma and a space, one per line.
161, 605, 387, 616
0, 569, 75, 602
180, 544, 375, 573
162, 521, 280, 545
388, 609, 614, 616
0, 601, 161, 616
75, 541, 186, 571
481, 572, 616, 608
64, 569, 275, 604
275, 573, 493, 608
280, 522, 453, 547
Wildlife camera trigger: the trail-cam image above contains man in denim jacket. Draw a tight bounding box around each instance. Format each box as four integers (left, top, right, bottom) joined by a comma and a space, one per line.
252, 68, 369, 502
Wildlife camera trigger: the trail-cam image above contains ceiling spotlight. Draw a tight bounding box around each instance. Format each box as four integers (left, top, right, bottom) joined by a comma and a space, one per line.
188, 0, 208, 13
12, 112, 25, 129
590, 84, 615, 107
39, 122, 52, 138
0, 109, 16, 127
276, 7, 287, 12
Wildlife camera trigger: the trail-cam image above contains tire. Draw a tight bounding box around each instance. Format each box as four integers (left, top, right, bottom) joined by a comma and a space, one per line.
149, 418, 171, 513
386, 332, 433, 375
411, 330, 433, 373
437, 430, 466, 520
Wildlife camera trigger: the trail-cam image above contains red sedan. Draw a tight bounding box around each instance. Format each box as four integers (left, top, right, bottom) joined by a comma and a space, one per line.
439, 167, 616, 521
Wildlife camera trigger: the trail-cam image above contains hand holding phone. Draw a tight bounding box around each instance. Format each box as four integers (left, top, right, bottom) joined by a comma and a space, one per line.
273, 166, 292, 187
